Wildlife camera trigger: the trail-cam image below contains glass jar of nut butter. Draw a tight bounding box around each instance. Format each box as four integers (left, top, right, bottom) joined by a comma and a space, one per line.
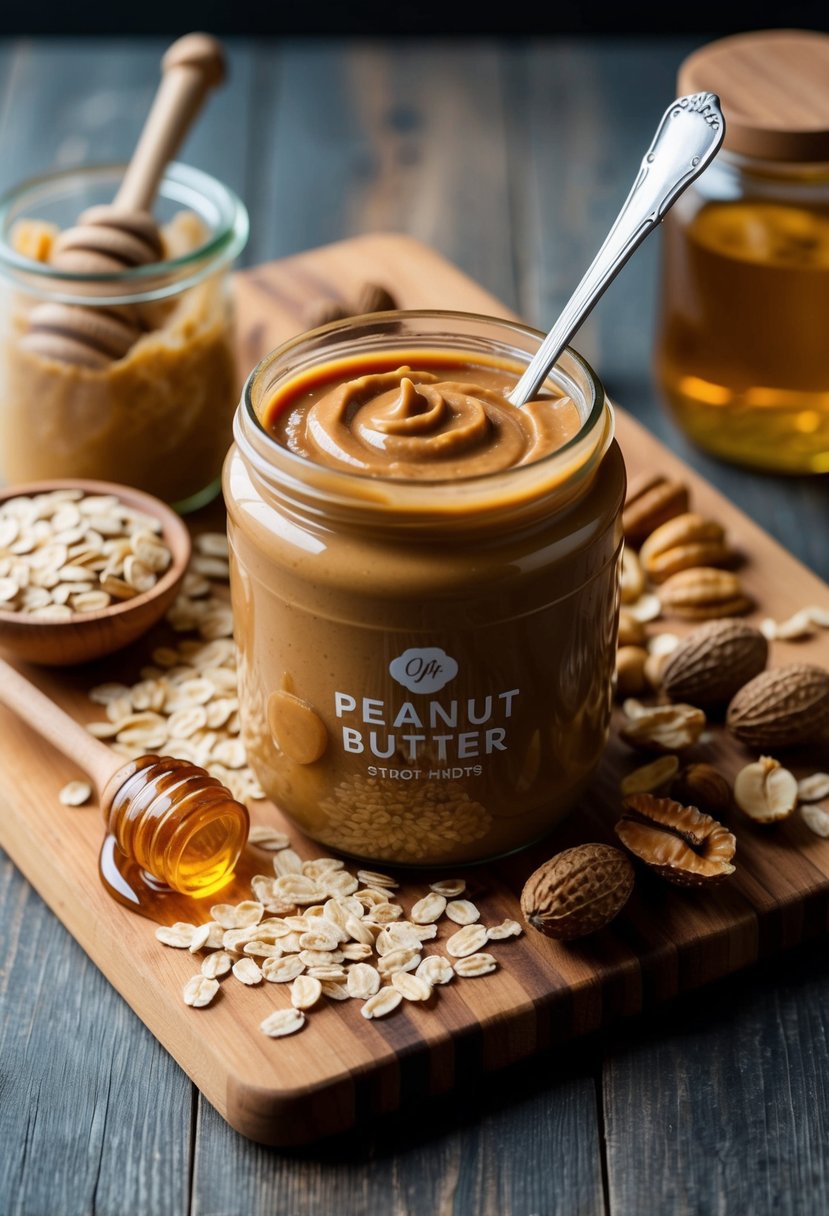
655, 30, 829, 473
225, 312, 625, 867
0, 163, 248, 510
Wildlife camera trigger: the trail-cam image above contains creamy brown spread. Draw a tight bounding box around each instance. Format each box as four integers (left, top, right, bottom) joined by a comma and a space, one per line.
263, 354, 581, 479
228, 335, 624, 867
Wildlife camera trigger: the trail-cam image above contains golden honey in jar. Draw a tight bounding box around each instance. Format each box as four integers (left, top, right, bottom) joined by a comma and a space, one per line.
224, 312, 625, 868
655, 30, 829, 472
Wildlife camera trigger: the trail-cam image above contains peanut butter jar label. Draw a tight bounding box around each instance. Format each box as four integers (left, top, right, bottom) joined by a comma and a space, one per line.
334, 646, 520, 778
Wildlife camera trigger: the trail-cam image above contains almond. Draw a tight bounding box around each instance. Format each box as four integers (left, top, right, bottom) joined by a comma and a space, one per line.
661, 619, 768, 706
520, 844, 634, 940
639, 513, 735, 583
726, 664, 829, 749
659, 567, 753, 620
623, 475, 690, 548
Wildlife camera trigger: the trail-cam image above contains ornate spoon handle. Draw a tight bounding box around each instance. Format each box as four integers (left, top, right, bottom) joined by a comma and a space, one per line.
509, 92, 725, 408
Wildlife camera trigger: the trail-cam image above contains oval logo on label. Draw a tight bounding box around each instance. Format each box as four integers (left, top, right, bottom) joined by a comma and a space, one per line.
389, 647, 458, 695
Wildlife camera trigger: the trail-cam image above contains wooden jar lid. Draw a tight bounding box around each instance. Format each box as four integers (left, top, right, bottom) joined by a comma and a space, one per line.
679, 29, 829, 162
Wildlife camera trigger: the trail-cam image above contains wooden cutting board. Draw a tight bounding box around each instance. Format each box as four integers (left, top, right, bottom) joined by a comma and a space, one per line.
2, 234, 829, 1147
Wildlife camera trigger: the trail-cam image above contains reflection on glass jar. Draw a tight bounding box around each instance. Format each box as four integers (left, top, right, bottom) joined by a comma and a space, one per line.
224, 312, 625, 868
654, 30, 829, 473
0, 162, 248, 510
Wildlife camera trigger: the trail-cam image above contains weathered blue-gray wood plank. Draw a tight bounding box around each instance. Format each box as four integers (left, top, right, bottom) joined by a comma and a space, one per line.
192, 1050, 605, 1216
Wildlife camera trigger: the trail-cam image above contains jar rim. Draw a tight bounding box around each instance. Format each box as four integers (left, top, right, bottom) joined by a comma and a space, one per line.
236, 309, 611, 510
0, 161, 249, 302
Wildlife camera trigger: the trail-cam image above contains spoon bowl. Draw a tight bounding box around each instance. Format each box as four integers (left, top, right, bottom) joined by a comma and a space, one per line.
0, 478, 191, 665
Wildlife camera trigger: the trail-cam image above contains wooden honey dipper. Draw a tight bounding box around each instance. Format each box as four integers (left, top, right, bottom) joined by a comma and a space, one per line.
0, 657, 249, 903
20, 33, 226, 370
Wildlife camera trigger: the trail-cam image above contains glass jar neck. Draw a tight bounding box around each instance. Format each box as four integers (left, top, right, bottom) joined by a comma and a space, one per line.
234, 313, 615, 538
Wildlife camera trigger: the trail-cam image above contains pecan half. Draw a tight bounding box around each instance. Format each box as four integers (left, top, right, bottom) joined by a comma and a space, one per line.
640, 513, 735, 583
623, 475, 690, 548
615, 793, 736, 886
659, 567, 753, 620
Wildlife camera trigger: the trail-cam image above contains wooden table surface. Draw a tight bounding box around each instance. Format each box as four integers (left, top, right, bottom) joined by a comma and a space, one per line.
1, 35, 827, 1216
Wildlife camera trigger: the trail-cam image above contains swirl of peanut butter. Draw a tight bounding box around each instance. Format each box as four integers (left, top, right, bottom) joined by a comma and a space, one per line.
292, 366, 575, 479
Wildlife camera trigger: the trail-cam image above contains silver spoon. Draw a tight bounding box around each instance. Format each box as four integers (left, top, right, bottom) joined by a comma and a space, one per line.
509, 92, 725, 408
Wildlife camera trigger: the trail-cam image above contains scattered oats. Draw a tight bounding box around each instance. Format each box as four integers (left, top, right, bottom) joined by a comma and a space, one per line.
291, 975, 323, 1010
801, 804, 829, 838
260, 1008, 305, 1037
410, 893, 446, 924
202, 922, 226, 950
249, 825, 291, 851
58, 780, 92, 807
188, 923, 213, 953
191, 554, 230, 580
454, 953, 498, 977
232, 958, 263, 986
323, 871, 359, 897
273, 848, 303, 877
299, 924, 345, 952
798, 774, 829, 803
347, 963, 382, 1000
377, 946, 421, 976
183, 975, 219, 1008
156, 922, 196, 948
222, 926, 262, 951
365, 901, 404, 925
446, 924, 489, 958
308, 964, 347, 982
361, 987, 403, 1019
339, 915, 373, 948
416, 955, 454, 986
243, 940, 283, 959
274, 875, 326, 905
487, 919, 523, 941
201, 950, 233, 979
392, 972, 432, 1001
321, 979, 351, 1000
210, 901, 264, 930
343, 942, 373, 962
299, 949, 344, 968
357, 870, 398, 890
445, 899, 480, 925
262, 955, 305, 983
195, 532, 229, 559
429, 878, 466, 897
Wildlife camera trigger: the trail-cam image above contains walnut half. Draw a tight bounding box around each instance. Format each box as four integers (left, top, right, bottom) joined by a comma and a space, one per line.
615, 793, 736, 887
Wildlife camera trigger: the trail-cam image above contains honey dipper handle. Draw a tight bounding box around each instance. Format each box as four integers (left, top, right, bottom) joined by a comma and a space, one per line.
0, 658, 122, 793
114, 32, 226, 215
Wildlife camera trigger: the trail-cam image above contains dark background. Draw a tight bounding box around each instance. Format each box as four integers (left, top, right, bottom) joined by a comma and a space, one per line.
5, 0, 829, 35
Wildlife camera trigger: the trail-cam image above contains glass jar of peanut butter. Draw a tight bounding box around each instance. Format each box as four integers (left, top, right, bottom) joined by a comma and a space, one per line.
225, 311, 625, 867
655, 30, 829, 473
0, 162, 248, 509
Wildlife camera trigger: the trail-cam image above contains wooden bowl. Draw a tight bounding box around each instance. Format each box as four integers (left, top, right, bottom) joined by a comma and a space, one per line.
0, 479, 192, 666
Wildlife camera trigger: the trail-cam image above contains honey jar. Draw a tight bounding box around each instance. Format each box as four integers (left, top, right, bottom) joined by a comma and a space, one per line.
0, 162, 248, 510
224, 312, 625, 868
654, 30, 829, 473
